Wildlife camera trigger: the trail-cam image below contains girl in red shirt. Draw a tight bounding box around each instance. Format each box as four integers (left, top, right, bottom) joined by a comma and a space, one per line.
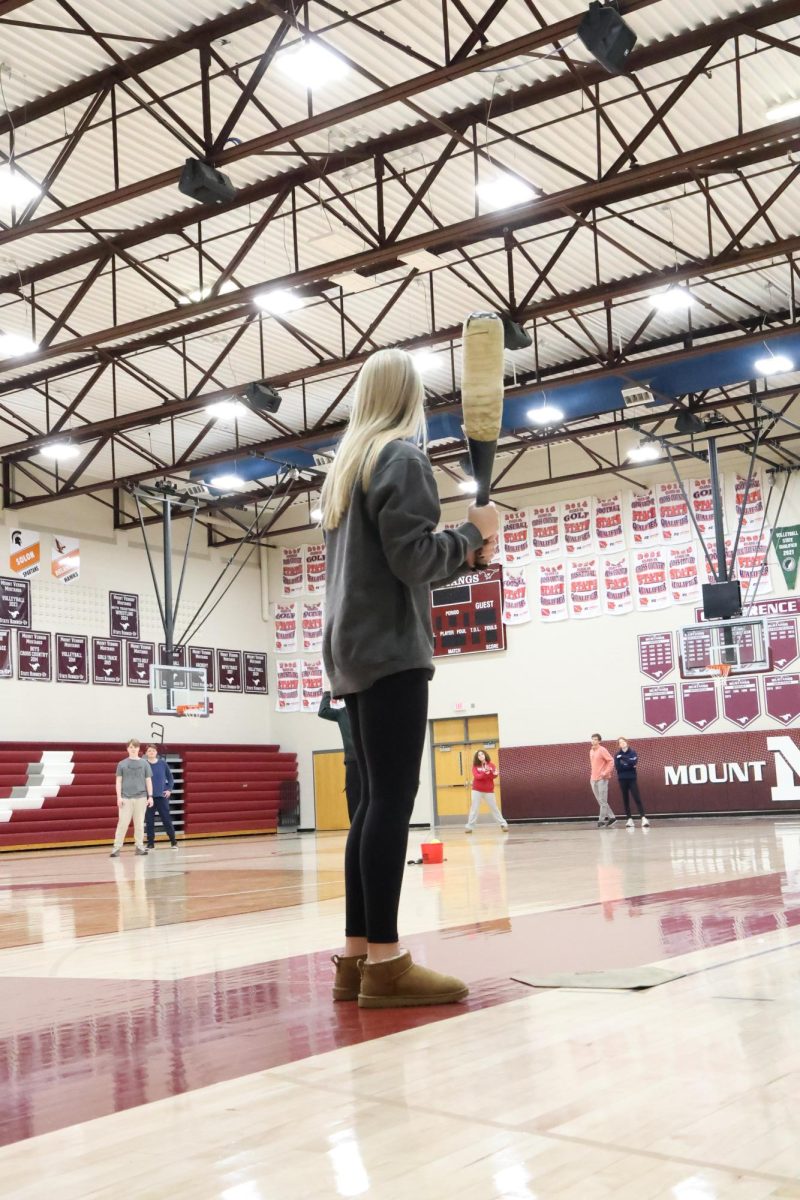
465, 750, 508, 833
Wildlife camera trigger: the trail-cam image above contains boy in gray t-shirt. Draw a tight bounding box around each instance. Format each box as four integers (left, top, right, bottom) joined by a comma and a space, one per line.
110, 738, 154, 857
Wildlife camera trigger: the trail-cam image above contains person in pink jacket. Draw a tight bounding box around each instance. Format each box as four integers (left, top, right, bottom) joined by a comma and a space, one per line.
589, 733, 617, 828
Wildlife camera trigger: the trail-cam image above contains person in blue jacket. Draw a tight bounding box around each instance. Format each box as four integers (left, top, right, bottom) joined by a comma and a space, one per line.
144, 744, 178, 848
614, 738, 649, 829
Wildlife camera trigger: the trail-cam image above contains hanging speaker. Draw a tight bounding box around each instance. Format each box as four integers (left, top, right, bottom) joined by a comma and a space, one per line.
245, 381, 282, 414
577, 2, 637, 75
178, 158, 236, 205
502, 316, 533, 351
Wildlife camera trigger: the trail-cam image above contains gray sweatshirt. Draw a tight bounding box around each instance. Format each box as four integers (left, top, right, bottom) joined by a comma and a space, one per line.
323, 440, 483, 696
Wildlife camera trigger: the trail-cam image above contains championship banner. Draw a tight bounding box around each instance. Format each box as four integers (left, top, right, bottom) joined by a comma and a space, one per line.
593, 494, 625, 552
501, 509, 533, 565
305, 543, 326, 593
51, 536, 80, 585
537, 561, 568, 622
502, 570, 531, 625
668, 544, 701, 606
281, 546, 303, 595
568, 557, 601, 619
773, 525, 800, 591
634, 548, 671, 610
301, 657, 324, 713
629, 489, 659, 545
561, 498, 593, 555
657, 481, 692, 544
302, 601, 324, 652
690, 477, 720, 538
734, 472, 766, 532
530, 505, 561, 559
736, 528, 773, 597
276, 658, 301, 712
602, 554, 633, 615
9, 528, 41, 579
274, 602, 298, 653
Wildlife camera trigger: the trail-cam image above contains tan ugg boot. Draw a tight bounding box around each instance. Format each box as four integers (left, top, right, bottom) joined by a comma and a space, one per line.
358, 951, 469, 1008
331, 954, 365, 1001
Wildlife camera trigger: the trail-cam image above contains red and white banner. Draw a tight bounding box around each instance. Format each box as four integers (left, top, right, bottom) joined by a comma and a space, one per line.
634, 547, 671, 610
668, 544, 701, 606
305, 543, 326, 593
690, 477, 720, 538
733, 472, 766, 532
568, 557, 602, 619
301, 657, 324, 713
737, 528, 773, 597
275, 658, 301, 712
602, 554, 633, 615
501, 510, 533, 565
274, 602, 298, 653
530, 505, 561, 559
698, 536, 733, 585
502, 570, 531, 625
629, 489, 659, 545
281, 546, 304, 595
593, 494, 625, 552
657, 480, 692, 544
51, 535, 80, 585
536, 561, 568, 622
561, 498, 593, 556
302, 601, 324, 652
9, 528, 41, 579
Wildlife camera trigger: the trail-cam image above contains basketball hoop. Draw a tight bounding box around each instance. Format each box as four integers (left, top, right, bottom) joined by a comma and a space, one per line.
708, 662, 732, 678
176, 702, 207, 718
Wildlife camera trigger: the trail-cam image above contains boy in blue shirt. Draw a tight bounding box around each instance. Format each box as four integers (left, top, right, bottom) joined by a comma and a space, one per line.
144, 744, 178, 849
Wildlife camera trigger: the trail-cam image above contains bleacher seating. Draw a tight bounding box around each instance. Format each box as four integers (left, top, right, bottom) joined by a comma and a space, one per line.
0, 741, 298, 851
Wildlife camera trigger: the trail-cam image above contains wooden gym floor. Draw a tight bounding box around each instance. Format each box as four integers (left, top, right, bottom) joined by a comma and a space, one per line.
2, 819, 800, 1198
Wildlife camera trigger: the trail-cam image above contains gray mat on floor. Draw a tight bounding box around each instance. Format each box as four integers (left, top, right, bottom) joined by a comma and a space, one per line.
512, 965, 687, 991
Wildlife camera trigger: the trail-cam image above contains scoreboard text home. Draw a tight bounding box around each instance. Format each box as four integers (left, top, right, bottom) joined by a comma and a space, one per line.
431, 565, 506, 658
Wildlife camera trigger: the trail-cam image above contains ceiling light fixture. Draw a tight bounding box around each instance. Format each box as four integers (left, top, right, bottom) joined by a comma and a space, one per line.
459, 479, 479, 494
206, 399, 246, 420
766, 98, 800, 123
0, 165, 42, 209
0, 332, 39, 357
310, 506, 323, 522
628, 440, 661, 463
411, 349, 437, 373
754, 353, 793, 376
179, 281, 237, 305
276, 41, 349, 88
254, 288, 305, 315
209, 474, 246, 491
39, 442, 80, 461
527, 404, 564, 427
651, 285, 695, 314
475, 174, 536, 211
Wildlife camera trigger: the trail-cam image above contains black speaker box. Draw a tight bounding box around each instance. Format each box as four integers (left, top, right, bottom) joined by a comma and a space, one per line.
702, 581, 742, 621
179, 158, 236, 205
245, 382, 282, 414
578, 2, 637, 74
502, 317, 533, 351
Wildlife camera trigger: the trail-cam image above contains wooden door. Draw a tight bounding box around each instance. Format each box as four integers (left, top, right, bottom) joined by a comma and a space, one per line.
431, 715, 501, 821
314, 750, 349, 830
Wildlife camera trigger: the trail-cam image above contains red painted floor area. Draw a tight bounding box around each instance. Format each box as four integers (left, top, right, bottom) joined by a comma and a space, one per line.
1, 870, 798, 1147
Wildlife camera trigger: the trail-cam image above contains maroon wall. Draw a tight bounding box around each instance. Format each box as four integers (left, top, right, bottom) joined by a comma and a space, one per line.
499, 729, 800, 819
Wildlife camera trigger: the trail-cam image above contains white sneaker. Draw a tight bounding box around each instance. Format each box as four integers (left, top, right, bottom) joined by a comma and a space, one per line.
641, 817, 650, 828
626, 818, 634, 829
464, 827, 473, 834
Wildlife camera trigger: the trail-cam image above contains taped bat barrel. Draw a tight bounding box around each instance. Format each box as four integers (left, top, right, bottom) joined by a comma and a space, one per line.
461, 311, 504, 507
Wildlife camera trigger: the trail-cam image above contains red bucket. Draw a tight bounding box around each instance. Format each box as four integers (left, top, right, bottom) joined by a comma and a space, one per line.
421, 840, 443, 864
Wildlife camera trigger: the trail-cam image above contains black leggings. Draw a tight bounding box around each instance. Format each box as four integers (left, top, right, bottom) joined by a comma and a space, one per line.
344, 669, 429, 943
619, 778, 645, 818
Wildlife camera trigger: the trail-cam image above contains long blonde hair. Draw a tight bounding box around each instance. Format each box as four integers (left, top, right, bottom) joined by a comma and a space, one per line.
320, 349, 426, 530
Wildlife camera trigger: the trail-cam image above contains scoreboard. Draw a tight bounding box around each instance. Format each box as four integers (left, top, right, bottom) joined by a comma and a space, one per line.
431, 564, 506, 658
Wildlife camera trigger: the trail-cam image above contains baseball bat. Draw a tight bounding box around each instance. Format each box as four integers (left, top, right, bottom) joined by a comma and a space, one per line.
461, 310, 505, 508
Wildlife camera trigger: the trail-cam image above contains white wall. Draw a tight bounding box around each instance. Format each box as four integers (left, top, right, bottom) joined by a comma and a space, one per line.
267, 455, 800, 827
0, 497, 272, 746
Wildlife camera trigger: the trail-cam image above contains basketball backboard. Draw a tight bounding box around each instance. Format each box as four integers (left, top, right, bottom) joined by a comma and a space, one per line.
678, 617, 771, 680
147, 664, 209, 717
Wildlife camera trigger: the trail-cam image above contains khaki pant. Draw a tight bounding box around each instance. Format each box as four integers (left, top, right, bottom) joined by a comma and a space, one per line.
591, 779, 614, 822
113, 795, 148, 851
